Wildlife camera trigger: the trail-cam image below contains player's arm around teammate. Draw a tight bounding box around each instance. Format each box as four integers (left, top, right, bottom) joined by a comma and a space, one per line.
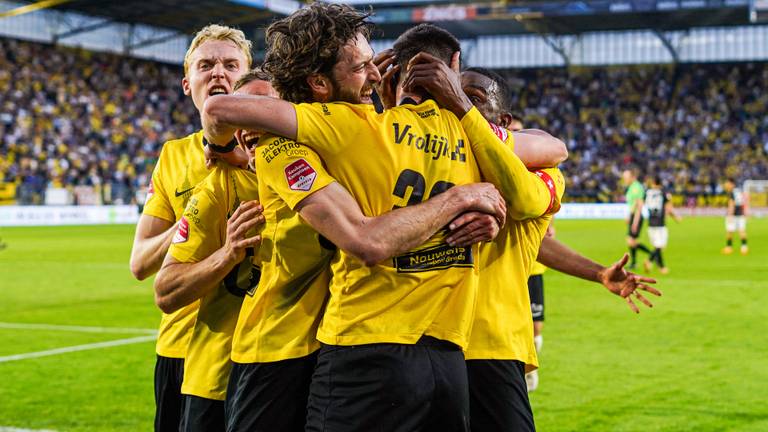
400, 51, 566, 220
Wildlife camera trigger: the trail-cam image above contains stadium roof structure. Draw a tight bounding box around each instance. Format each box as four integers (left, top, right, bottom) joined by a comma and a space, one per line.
12, 0, 760, 48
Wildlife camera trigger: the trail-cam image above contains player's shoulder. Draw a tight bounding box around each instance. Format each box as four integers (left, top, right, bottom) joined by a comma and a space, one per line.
161, 130, 204, 154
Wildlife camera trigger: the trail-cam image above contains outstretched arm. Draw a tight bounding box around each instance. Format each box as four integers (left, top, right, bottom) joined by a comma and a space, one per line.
296, 182, 505, 266
537, 236, 662, 313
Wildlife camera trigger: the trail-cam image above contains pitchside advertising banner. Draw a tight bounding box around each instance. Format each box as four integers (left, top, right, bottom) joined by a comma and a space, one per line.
0, 205, 139, 226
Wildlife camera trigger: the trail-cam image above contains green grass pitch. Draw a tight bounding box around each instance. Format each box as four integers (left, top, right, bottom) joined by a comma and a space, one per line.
0, 218, 766, 431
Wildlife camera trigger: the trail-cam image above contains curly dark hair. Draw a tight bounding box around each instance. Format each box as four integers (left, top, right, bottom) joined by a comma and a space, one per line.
263, 3, 373, 103
233, 66, 271, 91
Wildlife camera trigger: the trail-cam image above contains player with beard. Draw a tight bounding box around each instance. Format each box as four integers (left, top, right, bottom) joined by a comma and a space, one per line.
152, 70, 275, 432
224, 16, 506, 432
203, 11, 568, 429
128, 25, 252, 432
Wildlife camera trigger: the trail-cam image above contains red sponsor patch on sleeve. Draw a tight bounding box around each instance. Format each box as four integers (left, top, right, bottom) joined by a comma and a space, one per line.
284, 159, 317, 192
488, 121, 509, 143
172, 216, 189, 244
532, 170, 560, 215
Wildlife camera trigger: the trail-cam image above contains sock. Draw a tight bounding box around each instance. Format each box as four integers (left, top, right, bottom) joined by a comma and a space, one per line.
727, 238, 733, 247
534, 335, 543, 353
742, 238, 748, 246
656, 249, 664, 268
630, 246, 637, 265
636, 243, 652, 255
648, 249, 658, 264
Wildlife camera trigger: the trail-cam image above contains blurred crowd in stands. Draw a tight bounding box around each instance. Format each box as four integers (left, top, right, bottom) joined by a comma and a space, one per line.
1, 37, 766, 205
0, 38, 198, 205
503, 63, 768, 202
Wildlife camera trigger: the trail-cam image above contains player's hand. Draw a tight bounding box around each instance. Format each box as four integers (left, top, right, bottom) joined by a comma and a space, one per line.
452, 182, 507, 229
446, 211, 500, 246
373, 49, 398, 110
204, 144, 250, 170
597, 253, 662, 313
402, 51, 473, 117
224, 200, 264, 263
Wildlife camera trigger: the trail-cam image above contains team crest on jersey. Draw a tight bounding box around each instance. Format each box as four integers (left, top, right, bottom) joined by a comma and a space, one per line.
284, 159, 317, 191
144, 179, 155, 204
172, 216, 189, 244
488, 121, 509, 143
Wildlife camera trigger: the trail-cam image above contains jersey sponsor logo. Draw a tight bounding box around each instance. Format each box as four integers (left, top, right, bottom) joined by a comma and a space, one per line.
532, 170, 559, 215
393, 243, 474, 273
321, 104, 331, 116
261, 136, 304, 163
488, 121, 509, 143
174, 185, 195, 198
285, 159, 317, 191
392, 122, 466, 162
172, 216, 189, 244
416, 108, 438, 119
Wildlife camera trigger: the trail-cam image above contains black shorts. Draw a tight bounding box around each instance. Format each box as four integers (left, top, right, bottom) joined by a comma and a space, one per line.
466, 360, 535, 432
627, 213, 644, 238
180, 395, 225, 432
154, 355, 185, 432
306, 336, 470, 432
225, 353, 318, 432
528, 274, 544, 322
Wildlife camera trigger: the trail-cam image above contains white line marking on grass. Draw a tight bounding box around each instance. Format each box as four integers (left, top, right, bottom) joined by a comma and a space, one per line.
0, 322, 157, 335
0, 335, 157, 363
0, 427, 58, 432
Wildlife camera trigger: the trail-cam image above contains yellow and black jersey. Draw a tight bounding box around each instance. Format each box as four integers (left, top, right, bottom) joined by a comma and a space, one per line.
230, 134, 336, 364
294, 100, 483, 349
530, 261, 548, 276
168, 166, 260, 400
465, 165, 565, 368
143, 130, 209, 359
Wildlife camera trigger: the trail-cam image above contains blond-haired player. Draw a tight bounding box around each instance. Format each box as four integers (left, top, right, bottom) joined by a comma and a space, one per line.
128, 24, 251, 432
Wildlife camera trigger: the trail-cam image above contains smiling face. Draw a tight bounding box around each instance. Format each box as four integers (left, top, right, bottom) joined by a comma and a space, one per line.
182, 39, 249, 111
326, 32, 381, 105
233, 79, 279, 160
461, 70, 505, 125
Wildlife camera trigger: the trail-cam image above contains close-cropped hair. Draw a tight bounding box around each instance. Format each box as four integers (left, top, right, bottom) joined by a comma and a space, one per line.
263, 3, 374, 103
392, 23, 461, 71
233, 67, 271, 91
183, 24, 253, 76
465, 67, 513, 114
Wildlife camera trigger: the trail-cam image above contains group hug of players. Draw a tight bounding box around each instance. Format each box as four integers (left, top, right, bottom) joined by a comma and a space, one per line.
129, 4, 662, 431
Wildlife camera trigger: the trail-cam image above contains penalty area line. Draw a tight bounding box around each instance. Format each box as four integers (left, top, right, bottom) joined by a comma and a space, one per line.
0, 335, 157, 363
0, 322, 157, 335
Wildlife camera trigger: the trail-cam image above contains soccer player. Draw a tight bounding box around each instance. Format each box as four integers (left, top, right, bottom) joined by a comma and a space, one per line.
722, 178, 749, 255
623, 168, 652, 269
448, 65, 662, 423
203, 10, 566, 430
152, 70, 274, 432
127, 24, 252, 432
643, 176, 681, 274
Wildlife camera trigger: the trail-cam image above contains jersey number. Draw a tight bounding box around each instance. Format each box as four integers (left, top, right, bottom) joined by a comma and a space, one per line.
392, 169, 454, 208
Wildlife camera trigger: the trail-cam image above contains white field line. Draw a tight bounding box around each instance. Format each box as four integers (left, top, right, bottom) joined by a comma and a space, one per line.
0, 335, 157, 363
0, 427, 58, 432
0, 322, 157, 335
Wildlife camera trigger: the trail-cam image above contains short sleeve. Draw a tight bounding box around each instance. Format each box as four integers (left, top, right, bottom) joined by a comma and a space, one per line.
168, 186, 223, 263
142, 149, 174, 223
256, 134, 336, 209
294, 102, 364, 156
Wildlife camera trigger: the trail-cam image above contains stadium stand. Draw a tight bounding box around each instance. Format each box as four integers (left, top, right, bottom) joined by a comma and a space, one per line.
0, 37, 197, 205
1, 35, 765, 206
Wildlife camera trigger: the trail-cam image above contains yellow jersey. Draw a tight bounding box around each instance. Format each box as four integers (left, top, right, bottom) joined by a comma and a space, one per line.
530, 261, 548, 276
168, 166, 260, 400
230, 134, 337, 364
295, 100, 483, 349
143, 130, 209, 358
